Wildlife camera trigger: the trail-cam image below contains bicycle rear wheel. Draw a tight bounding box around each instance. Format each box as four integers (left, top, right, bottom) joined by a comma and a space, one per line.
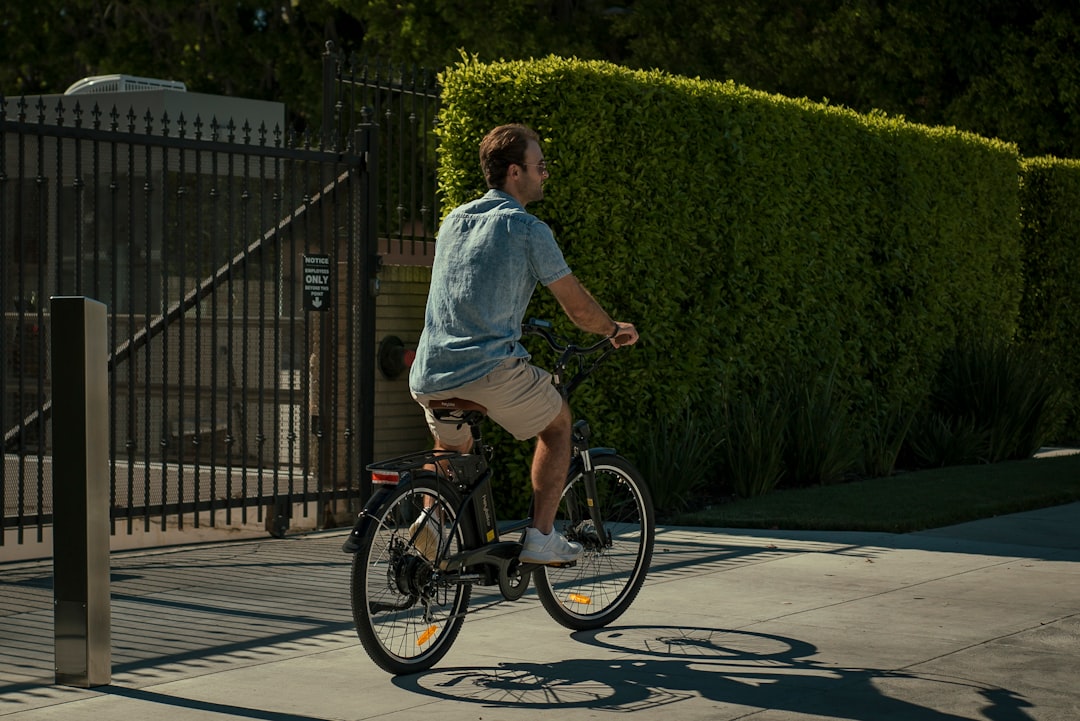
535, 454, 655, 630
350, 474, 470, 674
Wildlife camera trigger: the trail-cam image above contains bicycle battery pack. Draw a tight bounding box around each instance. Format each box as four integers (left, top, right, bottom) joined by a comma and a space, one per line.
448, 454, 499, 546
469, 472, 499, 544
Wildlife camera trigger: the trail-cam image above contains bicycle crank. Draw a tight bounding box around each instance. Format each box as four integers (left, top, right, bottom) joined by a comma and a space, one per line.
498, 560, 531, 601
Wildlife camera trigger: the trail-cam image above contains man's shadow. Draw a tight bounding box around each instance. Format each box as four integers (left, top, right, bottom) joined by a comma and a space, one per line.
393, 625, 1035, 721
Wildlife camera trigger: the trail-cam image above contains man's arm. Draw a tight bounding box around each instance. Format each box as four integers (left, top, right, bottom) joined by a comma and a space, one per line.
547, 274, 639, 347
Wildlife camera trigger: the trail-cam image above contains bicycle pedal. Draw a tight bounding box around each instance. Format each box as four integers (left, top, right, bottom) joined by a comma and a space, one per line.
523, 560, 577, 569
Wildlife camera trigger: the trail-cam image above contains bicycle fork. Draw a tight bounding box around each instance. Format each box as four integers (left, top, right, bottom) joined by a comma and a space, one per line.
571, 420, 612, 550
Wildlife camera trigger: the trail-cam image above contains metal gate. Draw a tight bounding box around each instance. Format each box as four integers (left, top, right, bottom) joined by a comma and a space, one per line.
2, 77, 379, 550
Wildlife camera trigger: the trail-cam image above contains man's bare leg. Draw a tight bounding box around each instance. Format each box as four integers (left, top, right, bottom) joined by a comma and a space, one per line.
421, 436, 472, 511
434, 436, 473, 456
530, 400, 572, 534
412, 435, 474, 560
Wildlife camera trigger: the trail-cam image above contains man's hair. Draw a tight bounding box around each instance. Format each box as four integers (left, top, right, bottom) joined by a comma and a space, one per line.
479, 124, 540, 189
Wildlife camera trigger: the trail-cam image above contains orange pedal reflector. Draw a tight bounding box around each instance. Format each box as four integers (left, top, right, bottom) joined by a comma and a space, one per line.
417, 625, 438, 646
567, 593, 592, 605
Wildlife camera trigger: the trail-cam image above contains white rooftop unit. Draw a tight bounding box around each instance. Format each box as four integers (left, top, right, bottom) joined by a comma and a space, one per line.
65, 74, 188, 95
5, 76, 289, 191
25, 75, 288, 144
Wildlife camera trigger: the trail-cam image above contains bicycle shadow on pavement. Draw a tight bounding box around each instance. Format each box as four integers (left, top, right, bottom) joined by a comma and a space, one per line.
394, 625, 1036, 721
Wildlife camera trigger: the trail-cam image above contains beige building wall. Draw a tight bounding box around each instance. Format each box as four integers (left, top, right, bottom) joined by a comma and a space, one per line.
373, 264, 433, 460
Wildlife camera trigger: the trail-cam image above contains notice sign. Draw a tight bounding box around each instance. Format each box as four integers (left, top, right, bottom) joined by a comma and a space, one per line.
303, 254, 332, 311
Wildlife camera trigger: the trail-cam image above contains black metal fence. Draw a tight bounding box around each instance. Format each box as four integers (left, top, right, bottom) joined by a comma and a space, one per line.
0, 50, 446, 549
323, 45, 440, 265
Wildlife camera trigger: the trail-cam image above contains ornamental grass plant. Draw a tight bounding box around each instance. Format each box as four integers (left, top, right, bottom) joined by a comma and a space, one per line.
651, 336, 1072, 529
906, 337, 1067, 467
632, 406, 722, 516
779, 366, 863, 487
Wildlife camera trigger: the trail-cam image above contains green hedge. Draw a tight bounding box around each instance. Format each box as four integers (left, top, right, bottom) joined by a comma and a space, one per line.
436, 56, 1022, 510
1019, 156, 1080, 441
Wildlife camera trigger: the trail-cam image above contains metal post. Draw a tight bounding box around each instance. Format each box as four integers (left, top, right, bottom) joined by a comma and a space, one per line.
50, 296, 111, 687
322, 41, 337, 150
357, 123, 379, 504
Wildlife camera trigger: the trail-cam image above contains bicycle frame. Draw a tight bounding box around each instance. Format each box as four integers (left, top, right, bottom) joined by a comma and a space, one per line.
343, 431, 620, 590
345, 320, 655, 673
342, 445, 528, 592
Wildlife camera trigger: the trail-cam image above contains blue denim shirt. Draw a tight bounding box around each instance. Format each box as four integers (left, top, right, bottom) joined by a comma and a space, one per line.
409, 189, 571, 394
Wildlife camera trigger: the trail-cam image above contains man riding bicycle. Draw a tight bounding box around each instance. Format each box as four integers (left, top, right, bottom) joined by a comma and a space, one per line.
409, 123, 638, 565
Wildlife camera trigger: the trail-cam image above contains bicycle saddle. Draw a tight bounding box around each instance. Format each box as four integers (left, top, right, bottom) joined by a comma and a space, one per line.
427, 398, 488, 424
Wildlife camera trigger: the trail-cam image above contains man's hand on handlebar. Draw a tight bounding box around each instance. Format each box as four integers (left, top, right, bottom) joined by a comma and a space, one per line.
609, 321, 639, 349
523, 318, 638, 354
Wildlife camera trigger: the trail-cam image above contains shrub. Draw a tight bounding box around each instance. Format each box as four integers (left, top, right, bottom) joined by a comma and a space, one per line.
1019, 157, 1080, 442
437, 55, 1022, 484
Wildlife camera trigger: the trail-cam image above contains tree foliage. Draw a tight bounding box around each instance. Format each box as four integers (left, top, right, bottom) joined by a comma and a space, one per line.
0, 0, 360, 128
328, 0, 621, 67
333, 0, 1080, 159
605, 0, 1080, 159
3, 1, 1078, 156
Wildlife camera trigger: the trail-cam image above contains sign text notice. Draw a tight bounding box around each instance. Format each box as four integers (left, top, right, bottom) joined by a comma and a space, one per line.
303, 254, 332, 311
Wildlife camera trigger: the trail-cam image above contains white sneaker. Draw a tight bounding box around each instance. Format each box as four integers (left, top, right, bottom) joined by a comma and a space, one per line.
409, 509, 442, 562
520, 527, 583, 565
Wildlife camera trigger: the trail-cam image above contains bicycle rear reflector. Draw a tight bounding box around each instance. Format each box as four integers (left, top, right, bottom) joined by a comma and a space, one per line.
371, 470, 401, 486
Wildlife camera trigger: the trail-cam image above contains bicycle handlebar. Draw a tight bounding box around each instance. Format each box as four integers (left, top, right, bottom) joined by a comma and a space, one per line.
521, 319, 619, 397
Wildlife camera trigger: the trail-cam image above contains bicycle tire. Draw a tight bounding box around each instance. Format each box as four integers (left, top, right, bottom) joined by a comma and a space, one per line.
534, 454, 655, 630
350, 474, 470, 674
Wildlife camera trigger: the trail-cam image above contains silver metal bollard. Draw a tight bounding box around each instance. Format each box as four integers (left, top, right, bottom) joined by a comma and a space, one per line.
50, 296, 111, 687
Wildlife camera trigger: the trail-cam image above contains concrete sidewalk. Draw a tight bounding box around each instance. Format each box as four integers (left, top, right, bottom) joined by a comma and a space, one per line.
2, 503, 1078, 720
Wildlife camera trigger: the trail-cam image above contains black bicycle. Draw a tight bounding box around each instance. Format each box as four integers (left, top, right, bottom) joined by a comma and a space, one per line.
342, 320, 655, 674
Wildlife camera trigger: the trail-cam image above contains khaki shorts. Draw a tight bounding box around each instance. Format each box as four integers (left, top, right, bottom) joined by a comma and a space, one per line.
412, 357, 565, 447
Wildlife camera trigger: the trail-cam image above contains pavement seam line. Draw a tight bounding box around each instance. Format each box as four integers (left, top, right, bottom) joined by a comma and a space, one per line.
895, 609, 1080, 673
728, 551, 1029, 626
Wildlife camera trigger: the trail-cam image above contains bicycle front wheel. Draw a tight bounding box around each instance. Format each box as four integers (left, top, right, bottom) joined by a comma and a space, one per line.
350, 474, 470, 674
535, 454, 655, 630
